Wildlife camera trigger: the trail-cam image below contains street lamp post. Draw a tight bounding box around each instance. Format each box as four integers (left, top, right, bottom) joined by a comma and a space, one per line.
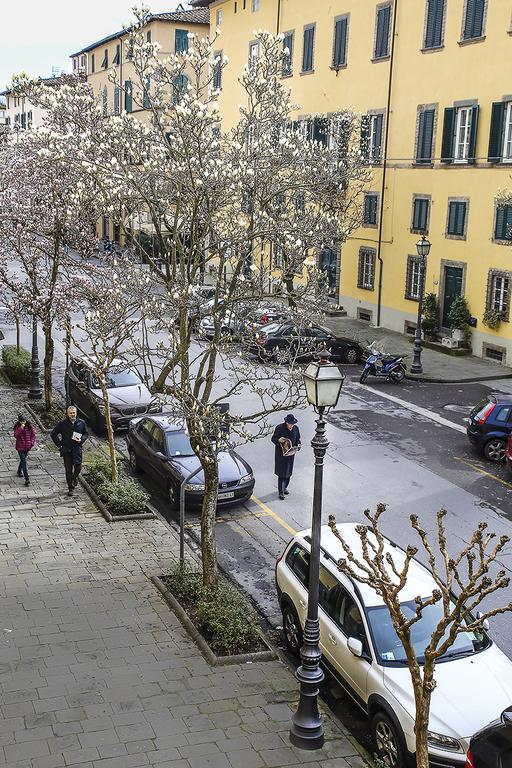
410, 236, 431, 375
27, 314, 42, 400
290, 351, 345, 751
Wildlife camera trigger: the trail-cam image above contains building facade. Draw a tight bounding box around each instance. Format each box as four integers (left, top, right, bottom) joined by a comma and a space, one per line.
0, 77, 64, 132
194, 0, 512, 364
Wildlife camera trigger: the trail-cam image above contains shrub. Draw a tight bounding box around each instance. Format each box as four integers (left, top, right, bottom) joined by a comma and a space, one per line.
2, 345, 31, 385
482, 308, 504, 330
447, 296, 472, 345
85, 452, 113, 489
95, 478, 149, 515
421, 292, 439, 338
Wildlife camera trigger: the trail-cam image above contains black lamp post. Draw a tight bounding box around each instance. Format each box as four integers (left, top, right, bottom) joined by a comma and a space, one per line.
410, 236, 431, 375
27, 313, 42, 400
290, 351, 345, 751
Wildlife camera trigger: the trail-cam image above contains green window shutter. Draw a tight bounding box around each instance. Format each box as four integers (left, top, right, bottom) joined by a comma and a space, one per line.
282, 32, 293, 74
91, 54, 95, 73
488, 101, 505, 163
374, 5, 391, 58
302, 27, 314, 71
440, 107, 455, 163
124, 80, 132, 112
448, 202, 466, 236
417, 109, 435, 162
447, 202, 456, 234
172, 74, 189, 104
413, 198, 429, 231
495, 206, 512, 241
313, 117, 328, 146
467, 104, 479, 164
357, 251, 365, 288
364, 194, 378, 225
464, 0, 484, 39
143, 77, 150, 109
364, 195, 371, 224
332, 18, 347, 68
424, 0, 445, 48
175, 29, 189, 53
360, 115, 370, 158
373, 113, 383, 161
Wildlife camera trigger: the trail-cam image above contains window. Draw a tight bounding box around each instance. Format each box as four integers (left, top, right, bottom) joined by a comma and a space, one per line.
363, 193, 378, 226
495, 407, 512, 423
102, 86, 108, 117
101, 48, 108, 69
252, 0, 259, 10
488, 102, 512, 163
175, 29, 189, 53
124, 80, 133, 113
213, 51, 222, 90
313, 117, 328, 146
216, 8, 223, 25
361, 113, 383, 162
504, 103, 512, 162
374, 4, 391, 59
73, 58, 77, 71
272, 244, 283, 269
358, 248, 376, 290
143, 77, 150, 109
494, 205, 512, 242
21, 112, 26, 129
441, 105, 479, 164
172, 74, 189, 104
487, 271, 510, 316
302, 24, 315, 72
424, 0, 445, 48
412, 197, 430, 232
462, 0, 486, 40
416, 108, 435, 163
332, 16, 348, 69
91, 54, 95, 73
114, 85, 120, 115
113, 44, 120, 65
147, 30, 152, 43
285, 544, 309, 586
249, 41, 260, 72
405, 255, 422, 300
282, 31, 294, 76
447, 200, 467, 237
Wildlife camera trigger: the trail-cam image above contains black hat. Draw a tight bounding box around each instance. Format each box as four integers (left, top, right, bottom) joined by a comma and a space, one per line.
284, 414, 298, 424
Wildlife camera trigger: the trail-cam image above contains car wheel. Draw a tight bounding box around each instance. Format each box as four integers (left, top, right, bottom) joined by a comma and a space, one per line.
371, 711, 406, 768
168, 481, 179, 511
343, 347, 359, 364
273, 345, 291, 365
483, 438, 507, 463
360, 368, 370, 384
128, 449, 140, 474
282, 604, 303, 656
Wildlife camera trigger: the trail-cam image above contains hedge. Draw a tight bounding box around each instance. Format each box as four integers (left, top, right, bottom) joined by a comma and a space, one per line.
2, 345, 31, 385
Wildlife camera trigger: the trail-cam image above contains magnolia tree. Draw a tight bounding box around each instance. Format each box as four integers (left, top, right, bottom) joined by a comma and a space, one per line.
0, 125, 100, 409
328, 505, 512, 768
24, 16, 370, 585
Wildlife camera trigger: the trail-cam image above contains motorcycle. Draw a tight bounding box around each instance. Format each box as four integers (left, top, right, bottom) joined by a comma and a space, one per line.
359, 342, 406, 384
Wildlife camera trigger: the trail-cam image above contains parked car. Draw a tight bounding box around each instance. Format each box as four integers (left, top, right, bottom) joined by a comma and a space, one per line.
239, 302, 292, 334
276, 524, 512, 768
66, 357, 162, 433
126, 414, 255, 509
506, 434, 512, 474
466, 709, 512, 768
466, 394, 512, 462
198, 308, 237, 340
250, 320, 364, 364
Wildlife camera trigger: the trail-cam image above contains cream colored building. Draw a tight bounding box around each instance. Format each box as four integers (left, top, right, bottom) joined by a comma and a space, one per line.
1, 76, 67, 132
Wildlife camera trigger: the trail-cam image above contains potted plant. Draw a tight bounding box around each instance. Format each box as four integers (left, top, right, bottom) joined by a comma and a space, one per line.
421, 293, 439, 340
447, 296, 472, 346
482, 308, 504, 330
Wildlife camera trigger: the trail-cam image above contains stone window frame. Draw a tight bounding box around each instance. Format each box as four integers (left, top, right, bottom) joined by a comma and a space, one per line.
421, 0, 447, 52
404, 254, 422, 301
331, 13, 350, 71
482, 342, 507, 364
492, 201, 512, 245
445, 197, 470, 240
410, 193, 431, 234
459, 0, 488, 45
281, 30, 295, 78
363, 191, 379, 228
413, 103, 438, 166
301, 23, 316, 75
372, 1, 393, 62
357, 246, 376, 291
486, 268, 512, 321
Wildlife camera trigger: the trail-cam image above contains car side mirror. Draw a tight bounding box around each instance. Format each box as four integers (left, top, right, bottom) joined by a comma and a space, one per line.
155, 451, 167, 462
477, 611, 490, 631
347, 637, 363, 657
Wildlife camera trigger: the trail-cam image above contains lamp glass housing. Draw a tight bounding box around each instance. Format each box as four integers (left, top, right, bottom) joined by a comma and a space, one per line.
416, 236, 431, 258
303, 360, 345, 408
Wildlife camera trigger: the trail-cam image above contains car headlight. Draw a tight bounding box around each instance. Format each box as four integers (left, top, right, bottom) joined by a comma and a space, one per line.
239, 473, 253, 484
184, 483, 205, 491
427, 732, 463, 752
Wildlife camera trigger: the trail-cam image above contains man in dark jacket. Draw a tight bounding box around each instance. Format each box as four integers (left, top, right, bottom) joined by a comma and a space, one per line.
51, 406, 89, 496
271, 414, 301, 500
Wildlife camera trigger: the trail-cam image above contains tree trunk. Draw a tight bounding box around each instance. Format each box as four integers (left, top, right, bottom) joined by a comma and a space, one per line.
100, 378, 118, 482
284, 274, 296, 308
43, 322, 54, 412
413, 665, 434, 768
199, 457, 219, 588
15, 317, 20, 355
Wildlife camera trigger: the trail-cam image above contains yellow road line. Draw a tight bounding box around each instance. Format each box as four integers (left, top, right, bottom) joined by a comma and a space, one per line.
184, 510, 273, 529
454, 456, 512, 490
250, 494, 297, 536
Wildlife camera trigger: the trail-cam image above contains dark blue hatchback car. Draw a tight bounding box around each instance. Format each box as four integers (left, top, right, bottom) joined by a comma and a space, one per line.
466, 394, 512, 462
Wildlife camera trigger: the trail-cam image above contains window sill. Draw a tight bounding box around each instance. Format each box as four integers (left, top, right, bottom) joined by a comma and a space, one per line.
363, 223, 378, 229
281, 72, 293, 79
330, 64, 347, 71
493, 239, 512, 246
411, 229, 429, 236
300, 69, 314, 76
358, 285, 375, 291
412, 161, 434, 168
421, 44, 444, 53
405, 295, 420, 302
371, 55, 390, 62
458, 35, 486, 46
445, 233, 466, 241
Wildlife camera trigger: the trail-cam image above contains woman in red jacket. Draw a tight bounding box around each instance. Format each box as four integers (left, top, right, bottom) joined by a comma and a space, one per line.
14, 415, 36, 486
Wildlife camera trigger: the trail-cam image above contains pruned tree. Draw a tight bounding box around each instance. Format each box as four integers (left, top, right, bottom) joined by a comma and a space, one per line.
328, 505, 512, 768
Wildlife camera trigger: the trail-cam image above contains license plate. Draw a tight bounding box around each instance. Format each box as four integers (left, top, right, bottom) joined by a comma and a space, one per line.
218, 491, 235, 500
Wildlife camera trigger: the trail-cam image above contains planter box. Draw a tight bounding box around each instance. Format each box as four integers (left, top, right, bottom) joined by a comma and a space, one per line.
79, 474, 156, 522
152, 575, 276, 667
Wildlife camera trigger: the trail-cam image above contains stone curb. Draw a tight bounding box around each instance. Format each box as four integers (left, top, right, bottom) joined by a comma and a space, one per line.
405, 371, 512, 384
151, 575, 276, 667
79, 474, 156, 522
25, 402, 52, 433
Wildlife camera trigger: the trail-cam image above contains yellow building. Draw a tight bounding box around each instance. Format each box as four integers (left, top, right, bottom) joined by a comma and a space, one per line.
70, 7, 210, 243
194, 0, 512, 364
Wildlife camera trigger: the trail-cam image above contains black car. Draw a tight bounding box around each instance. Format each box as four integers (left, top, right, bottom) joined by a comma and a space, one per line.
466, 394, 512, 462
250, 320, 364, 365
126, 414, 255, 509
467, 708, 512, 767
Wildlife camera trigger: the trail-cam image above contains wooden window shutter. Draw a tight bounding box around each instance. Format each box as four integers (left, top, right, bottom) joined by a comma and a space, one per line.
464, 0, 484, 39
143, 77, 150, 109
417, 109, 435, 162
302, 27, 314, 71
124, 80, 132, 112
488, 102, 505, 163
375, 5, 391, 58
282, 32, 293, 75
405, 256, 413, 299
424, 0, 445, 48
357, 251, 365, 288
440, 107, 455, 163
332, 18, 347, 68
374, 114, 383, 161
467, 104, 479, 164
360, 115, 371, 159
175, 29, 189, 53
495, 206, 512, 240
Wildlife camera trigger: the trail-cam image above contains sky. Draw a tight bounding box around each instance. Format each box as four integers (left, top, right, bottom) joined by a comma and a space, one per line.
0, 0, 186, 91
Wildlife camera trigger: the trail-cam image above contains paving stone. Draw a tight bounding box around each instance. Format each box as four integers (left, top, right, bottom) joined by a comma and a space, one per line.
226, 749, 265, 768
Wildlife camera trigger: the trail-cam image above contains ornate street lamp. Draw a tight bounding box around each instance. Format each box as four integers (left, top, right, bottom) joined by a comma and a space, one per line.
290, 350, 345, 751
410, 236, 431, 375
27, 314, 42, 400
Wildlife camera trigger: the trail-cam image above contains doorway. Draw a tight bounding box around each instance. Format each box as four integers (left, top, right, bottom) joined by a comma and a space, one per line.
441, 265, 463, 328
319, 246, 339, 299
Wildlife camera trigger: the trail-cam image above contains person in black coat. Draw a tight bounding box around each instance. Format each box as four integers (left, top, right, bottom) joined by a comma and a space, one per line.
50, 405, 89, 496
271, 414, 301, 500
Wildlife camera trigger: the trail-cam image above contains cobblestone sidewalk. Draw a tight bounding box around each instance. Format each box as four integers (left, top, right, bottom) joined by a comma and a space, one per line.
0, 383, 367, 768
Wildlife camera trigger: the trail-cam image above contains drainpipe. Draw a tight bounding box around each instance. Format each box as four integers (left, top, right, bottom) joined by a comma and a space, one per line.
276, 0, 281, 34
376, 0, 398, 327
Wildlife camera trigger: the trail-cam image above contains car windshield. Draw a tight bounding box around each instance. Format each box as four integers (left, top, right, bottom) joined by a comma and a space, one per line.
258, 322, 282, 335
91, 369, 141, 389
166, 432, 195, 457
367, 600, 490, 664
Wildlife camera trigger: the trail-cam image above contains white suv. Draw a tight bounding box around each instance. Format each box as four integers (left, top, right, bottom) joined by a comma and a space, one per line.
276, 524, 512, 768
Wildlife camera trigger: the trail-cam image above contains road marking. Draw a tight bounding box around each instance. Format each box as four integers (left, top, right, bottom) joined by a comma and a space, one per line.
184, 510, 273, 529
454, 456, 512, 490
250, 494, 297, 536
351, 382, 467, 434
